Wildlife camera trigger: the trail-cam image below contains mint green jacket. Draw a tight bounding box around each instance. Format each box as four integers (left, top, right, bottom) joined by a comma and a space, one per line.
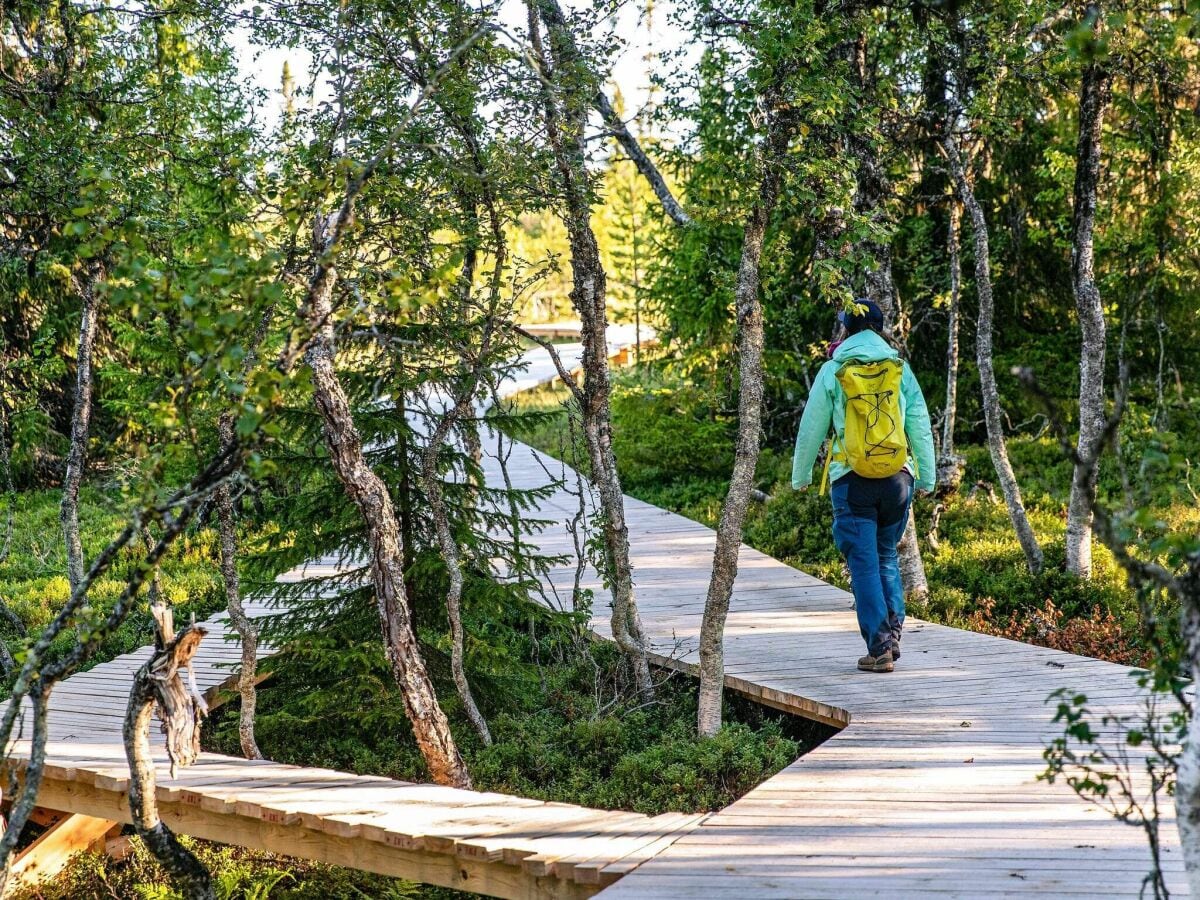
791, 331, 936, 493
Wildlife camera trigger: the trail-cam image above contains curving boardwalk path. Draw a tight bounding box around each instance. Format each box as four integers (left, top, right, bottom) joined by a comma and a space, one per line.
489, 346, 1187, 898
2, 338, 1184, 898
4, 569, 703, 899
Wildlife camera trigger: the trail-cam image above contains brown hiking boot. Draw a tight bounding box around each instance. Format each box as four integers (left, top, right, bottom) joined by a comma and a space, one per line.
857, 650, 894, 673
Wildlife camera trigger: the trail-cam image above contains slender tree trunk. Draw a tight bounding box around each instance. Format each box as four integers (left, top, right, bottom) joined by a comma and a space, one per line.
532, 0, 651, 695
419, 148, 502, 745
845, 20, 906, 347
577, 284, 653, 695
0, 388, 15, 566
1066, 23, 1110, 579
123, 604, 214, 900
419, 266, 499, 745
855, 207, 928, 599
0, 623, 15, 678
304, 213, 470, 788
0, 390, 26, 675
944, 135, 1044, 574
860, 271, 928, 598
60, 263, 103, 600
1176, 564, 1200, 897
211, 303, 276, 761
843, 26, 926, 598
395, 389, 417, 623
937, 200, 965, 492
214, 415, 263, 760
421, 393, 492, 746
896, 516, 928, 599
696, 101, 798, 738
0, 687, 49, 893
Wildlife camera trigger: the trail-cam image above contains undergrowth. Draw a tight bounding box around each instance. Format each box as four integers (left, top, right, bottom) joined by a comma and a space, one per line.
7, 837, 456, 900
204, 607, 829, 814
0, 485, 224, 691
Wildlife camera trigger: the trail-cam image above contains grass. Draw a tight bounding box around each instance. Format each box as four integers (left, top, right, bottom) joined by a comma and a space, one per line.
0, 485, 226, 688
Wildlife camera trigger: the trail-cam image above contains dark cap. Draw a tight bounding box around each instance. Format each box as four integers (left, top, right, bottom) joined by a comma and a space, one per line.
837, 299, 885, 334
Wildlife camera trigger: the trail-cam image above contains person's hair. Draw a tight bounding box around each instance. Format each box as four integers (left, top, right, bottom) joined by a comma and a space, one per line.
840, 299, 885, 337
844, 316, 876, 336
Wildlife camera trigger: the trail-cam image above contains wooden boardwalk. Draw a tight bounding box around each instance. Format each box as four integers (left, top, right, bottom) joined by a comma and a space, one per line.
1, 336, 699, 899
3, 579, 706, 898
487, 349, 1187, 898
2, 339, 1185, 898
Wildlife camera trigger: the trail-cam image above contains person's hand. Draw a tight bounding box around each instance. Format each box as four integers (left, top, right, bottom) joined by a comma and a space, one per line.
796, 484, 810, 493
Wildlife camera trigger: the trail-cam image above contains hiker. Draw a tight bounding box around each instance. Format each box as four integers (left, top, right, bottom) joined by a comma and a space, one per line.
791, 300, 936, 673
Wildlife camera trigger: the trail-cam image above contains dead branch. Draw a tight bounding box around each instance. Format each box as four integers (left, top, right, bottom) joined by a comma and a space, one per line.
123, 604, 212, 899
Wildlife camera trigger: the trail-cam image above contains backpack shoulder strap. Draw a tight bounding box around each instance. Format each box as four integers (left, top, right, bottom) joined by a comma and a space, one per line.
819, 433, 844, 496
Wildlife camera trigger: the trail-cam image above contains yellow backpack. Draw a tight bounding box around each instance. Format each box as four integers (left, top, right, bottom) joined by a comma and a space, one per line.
820, 359, 909, 492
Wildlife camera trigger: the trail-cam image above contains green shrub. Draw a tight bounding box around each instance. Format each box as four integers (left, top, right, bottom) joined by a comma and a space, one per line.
208, 614, 829, 816
743, 485, 837, 567
610, 381, 735, 488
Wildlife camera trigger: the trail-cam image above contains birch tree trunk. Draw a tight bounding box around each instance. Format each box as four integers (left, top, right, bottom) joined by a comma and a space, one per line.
854, 197, 928, 599
214, 413, 263, 761
936, 200, 965, 492
0, 391, 25, 676
532, 0, 651, 695
1066, 23, 1110, 579
876, 262, 927, 601
305, 213, 471, 788
60, 263, 102, 600
211, 301, 277, 761
944, 135, 1044, 574
696, 101, 798, 738
421, 392, 492, 746
843, 27, 927, 599
1176, 563, 1200, 897
896, 517, 928, 600
419, 248, 499, 746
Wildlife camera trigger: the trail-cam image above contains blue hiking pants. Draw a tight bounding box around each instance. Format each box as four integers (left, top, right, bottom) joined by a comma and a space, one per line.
831, 471, 914, 658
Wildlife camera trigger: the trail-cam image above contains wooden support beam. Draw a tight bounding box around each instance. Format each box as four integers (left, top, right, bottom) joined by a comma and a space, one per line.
647, 650, 851, 729
9, 812, 118, 888
28, 774, 600, 900
26, 807, 67, 829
